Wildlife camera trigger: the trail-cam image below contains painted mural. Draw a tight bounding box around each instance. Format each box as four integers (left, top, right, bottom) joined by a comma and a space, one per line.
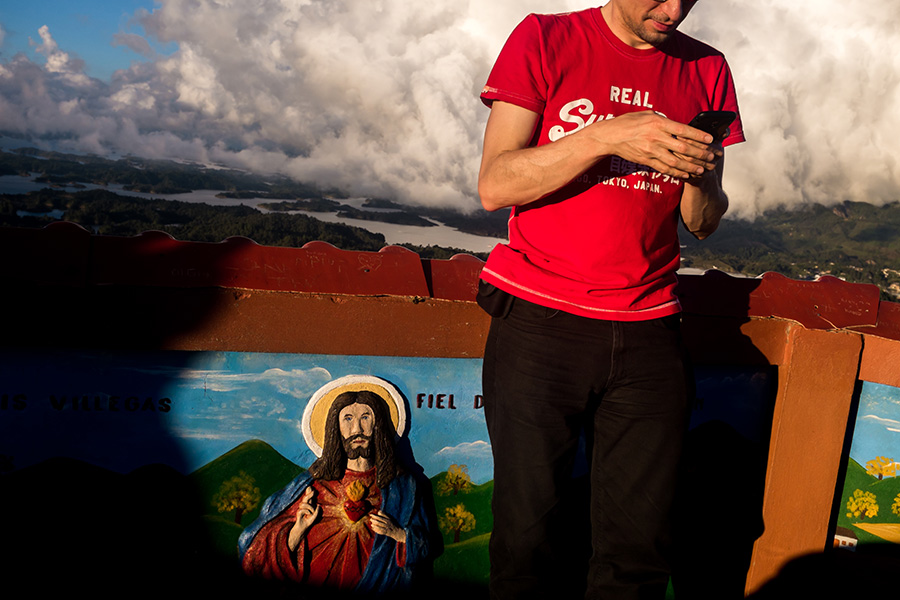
835, 381, 900, 549
0, 350, 776, 595
0, 350, 491, 592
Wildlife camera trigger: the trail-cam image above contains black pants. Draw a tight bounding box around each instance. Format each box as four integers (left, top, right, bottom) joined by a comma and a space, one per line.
482, 293, 691, 600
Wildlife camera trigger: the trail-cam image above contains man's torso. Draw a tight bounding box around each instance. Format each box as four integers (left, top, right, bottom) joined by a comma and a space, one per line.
480, 8, 743, 320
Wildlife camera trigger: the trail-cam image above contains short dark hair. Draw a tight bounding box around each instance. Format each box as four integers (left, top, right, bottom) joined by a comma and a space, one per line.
307, 390, 400, 488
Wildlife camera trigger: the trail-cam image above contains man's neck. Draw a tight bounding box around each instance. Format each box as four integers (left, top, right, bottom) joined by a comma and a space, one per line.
601, 3, 644, 49
346, 457, 372, 472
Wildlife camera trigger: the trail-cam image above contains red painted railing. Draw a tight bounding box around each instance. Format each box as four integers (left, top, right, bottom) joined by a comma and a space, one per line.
3, 222, 896, 338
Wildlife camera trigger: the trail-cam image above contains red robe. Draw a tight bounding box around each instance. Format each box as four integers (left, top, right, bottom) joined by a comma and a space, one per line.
242, 468, 405, 589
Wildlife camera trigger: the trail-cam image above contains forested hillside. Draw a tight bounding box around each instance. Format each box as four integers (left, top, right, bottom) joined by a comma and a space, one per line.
680, 201, 900, 297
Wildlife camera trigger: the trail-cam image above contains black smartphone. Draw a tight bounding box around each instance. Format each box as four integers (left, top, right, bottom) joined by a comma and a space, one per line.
688, 110, 736, 142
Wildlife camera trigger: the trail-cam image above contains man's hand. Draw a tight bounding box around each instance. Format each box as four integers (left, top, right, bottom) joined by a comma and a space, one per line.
602, 110, 719, 178
288, 487, 320, 551
368, 510, 407, 544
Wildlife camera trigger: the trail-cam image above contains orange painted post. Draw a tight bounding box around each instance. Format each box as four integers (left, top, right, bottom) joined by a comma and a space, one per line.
745, 327, 862, 594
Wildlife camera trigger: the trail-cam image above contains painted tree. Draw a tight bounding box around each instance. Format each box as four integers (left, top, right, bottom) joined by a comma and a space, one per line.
214, 470, 261, 524
437, 464, 474, 496
892, 493, 900, 518
439, 503, 476, 544
846, 489, 879, 520
865, 456, 897, 480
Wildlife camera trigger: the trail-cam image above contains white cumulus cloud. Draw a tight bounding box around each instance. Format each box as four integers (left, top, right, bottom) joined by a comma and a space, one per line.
436, 440, 492, 460
176, 366, 332, 399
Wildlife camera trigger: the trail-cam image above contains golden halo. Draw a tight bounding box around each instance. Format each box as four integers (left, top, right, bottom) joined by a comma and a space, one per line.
301, 375, 406, 457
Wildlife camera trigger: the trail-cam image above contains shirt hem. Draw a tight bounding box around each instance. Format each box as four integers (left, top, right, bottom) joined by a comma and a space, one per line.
481, 267, 682, 322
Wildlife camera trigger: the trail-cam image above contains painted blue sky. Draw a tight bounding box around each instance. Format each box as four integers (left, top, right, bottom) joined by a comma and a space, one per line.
7, 346, 893, 486
2, 348, 783, 487
1, 0, 899, 217
849, 382, 900, 471
1, 350, 494, 484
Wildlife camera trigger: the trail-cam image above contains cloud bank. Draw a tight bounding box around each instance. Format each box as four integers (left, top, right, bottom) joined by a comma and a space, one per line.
176, 366, 333, 399
1, 0, 898, 218
436, 440, 492, 460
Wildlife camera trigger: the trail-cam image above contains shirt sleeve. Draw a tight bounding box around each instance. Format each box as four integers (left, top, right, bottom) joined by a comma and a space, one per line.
480, 14, 547, 114
715, 59, 746, 148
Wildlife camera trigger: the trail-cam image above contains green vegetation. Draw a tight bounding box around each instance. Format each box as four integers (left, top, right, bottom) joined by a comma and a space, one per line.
417, 205, 509, 239
257, 198, 344, 211
334, 206, 435, 227
2, 187, 389, 251
399, 243, 487, 260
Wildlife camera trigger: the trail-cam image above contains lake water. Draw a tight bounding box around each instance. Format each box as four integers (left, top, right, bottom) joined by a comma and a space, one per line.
0, 174, 507, 255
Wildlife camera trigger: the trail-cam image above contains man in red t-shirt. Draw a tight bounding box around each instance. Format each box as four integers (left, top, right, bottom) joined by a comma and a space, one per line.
477, 2, 744, 599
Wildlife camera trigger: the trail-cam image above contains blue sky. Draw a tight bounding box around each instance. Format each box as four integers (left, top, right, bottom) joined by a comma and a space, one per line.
0, 1, 170, 81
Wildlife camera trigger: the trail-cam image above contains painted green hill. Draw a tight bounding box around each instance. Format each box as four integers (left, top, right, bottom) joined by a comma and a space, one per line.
430, 471, 494, 588
840, 457, 875, 493
433, 532, 490, 585
192, 439, 304, 517
431, 471, 494, 546
191, 439, 304, 557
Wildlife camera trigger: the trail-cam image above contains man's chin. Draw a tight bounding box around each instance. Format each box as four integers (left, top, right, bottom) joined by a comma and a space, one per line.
639, 29, 673, 46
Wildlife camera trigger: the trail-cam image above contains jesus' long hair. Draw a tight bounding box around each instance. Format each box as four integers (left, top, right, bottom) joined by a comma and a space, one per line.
308, 390, 401, 488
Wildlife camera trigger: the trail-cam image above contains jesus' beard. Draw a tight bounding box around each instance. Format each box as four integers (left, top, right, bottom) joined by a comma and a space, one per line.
343, 433, 373, 460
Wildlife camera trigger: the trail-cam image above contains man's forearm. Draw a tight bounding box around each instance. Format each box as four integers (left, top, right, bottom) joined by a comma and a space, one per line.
477, 102, 609, 211
680, 161, 728, 239
478, 135, 607, 211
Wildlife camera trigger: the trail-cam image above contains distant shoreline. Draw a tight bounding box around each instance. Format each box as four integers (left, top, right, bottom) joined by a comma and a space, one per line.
0, 173, 507, 255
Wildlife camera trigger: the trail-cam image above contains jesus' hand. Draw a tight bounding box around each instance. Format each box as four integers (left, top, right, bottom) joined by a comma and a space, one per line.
288, 487, 320, 551
368, 510, 407, 544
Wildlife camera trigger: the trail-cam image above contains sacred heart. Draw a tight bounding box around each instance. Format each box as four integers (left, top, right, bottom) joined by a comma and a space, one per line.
343, 479, 370, 522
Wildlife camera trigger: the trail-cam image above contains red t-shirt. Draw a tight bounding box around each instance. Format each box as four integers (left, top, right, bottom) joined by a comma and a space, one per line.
480, 8, 745, 321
